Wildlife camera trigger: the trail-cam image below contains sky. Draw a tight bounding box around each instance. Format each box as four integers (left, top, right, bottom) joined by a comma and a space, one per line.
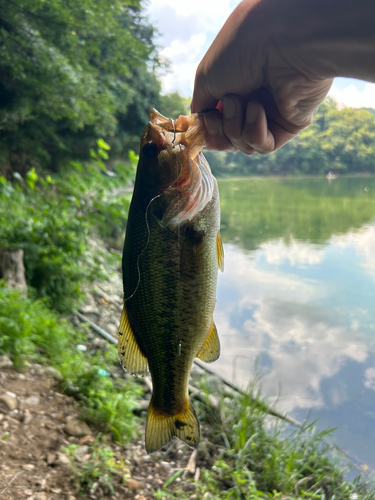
145, 0, 375, 108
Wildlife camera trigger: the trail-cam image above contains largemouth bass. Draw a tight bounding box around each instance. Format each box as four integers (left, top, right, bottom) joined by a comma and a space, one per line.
118, 109, 224, 453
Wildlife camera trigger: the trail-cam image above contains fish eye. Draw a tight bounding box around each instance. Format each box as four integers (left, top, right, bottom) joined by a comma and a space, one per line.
142, 141, 158, 159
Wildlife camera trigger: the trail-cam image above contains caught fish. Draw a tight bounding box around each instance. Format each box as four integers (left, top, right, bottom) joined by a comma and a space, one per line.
118, 109, 224, 453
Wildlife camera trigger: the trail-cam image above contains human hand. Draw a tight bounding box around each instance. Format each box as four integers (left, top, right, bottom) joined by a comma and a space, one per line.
191, 0, 333, 155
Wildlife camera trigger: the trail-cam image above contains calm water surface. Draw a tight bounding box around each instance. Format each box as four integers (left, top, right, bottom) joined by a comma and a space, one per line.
214, 176, 375, 473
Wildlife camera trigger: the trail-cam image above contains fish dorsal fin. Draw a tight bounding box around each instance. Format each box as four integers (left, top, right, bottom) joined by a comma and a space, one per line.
118, 303, 149, 376
216, 230, 224, 272
196, 321, 220, 363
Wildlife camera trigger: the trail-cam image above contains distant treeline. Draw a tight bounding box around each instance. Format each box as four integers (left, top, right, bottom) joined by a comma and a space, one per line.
0, 0, 189, 177
205, 99, 375, 177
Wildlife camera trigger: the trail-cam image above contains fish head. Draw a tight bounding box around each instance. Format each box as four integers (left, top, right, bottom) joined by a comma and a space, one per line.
137, 109, 216, 227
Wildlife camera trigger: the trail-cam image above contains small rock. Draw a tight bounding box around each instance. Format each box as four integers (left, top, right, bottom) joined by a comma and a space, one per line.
75, 445, 89, 456
64, 418, 92, 437
46, 452, 56, 465
160, 461, 172, 475
29, 493, 48, 500
25, 396, 40, 406
0, 355, 13, 369
0, 394, 17, 412
127, 478, 142, 492
21, 411, 33, 425
55, 452, 70, 465
22, 464, 35, 470
39, 366, 63, 381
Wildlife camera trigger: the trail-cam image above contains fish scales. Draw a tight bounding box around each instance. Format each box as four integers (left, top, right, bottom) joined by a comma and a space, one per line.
119, 110, 223, 453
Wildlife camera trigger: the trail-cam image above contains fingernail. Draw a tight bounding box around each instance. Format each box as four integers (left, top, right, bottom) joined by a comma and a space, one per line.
246, 103, 258, 124
205, 116, 219, 137
223, 97, 236, 120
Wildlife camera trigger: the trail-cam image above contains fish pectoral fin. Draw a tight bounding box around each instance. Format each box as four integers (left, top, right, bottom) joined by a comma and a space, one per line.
196, 321, 220, 363
145, 398, 200, 454
217, 230, 224, 272
118, 303, 149, 376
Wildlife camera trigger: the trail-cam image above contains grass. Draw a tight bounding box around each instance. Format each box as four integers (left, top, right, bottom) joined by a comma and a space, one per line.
0, 283, 142, 443
62, 435, 130, 495
155, 378, 374, 500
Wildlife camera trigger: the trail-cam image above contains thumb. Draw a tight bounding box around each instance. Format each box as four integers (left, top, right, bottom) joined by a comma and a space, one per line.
191, 69, 219, 113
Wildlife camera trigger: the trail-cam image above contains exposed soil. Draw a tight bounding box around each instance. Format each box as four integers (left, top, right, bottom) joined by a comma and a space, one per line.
0, 363, 215, 500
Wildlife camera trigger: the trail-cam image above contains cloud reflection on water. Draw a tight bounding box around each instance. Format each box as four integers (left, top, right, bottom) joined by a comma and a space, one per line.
214, 238, 372, 415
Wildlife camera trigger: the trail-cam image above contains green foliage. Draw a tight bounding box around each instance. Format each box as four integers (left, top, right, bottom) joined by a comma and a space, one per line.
0, 283, 84, 367
0, 140, 134, 311
0, 284, 141, 441
208, 100, 375, 177
185, 383, 374, 500
63, 437, 130, 494
0, 171, 93, 311
158, 92, 191, 119
0, 0, 160, 171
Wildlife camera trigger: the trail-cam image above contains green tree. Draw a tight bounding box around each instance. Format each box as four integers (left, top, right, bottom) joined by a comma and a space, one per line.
0, 0, 159, 172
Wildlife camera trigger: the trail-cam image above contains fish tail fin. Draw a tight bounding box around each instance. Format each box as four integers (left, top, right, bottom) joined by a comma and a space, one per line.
145, 397, 200, 454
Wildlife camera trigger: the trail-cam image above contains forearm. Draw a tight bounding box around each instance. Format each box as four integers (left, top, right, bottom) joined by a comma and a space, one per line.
238, 0, 375, 81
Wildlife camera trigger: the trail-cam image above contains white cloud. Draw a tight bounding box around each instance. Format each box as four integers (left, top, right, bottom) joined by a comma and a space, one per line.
146, 0, 241, 96
332, 225, 375, 273
159, 34, 207, 95
211, 244, 369, 414
260, 238, 325, 266
329, 82, 375, 109
364, 367, 375, 391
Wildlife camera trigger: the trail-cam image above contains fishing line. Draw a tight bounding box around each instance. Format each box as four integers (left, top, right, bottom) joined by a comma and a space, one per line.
170, 118, 183, 356
124, 192, 163, 302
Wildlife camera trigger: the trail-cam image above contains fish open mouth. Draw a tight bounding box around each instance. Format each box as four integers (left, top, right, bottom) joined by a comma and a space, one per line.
143, 109, 216, 228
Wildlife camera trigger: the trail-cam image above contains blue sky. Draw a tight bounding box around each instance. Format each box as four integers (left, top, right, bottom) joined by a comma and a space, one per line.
145, 0, 375, 108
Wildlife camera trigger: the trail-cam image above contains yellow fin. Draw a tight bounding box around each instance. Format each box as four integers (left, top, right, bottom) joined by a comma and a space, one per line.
196, 321, 220, 363
118, 303, 148, 376
217, 230, 224, 272
145, 398, 200, 454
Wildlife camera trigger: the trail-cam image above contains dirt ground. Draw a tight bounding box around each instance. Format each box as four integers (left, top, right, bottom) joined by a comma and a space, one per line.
0, 364, 211, 500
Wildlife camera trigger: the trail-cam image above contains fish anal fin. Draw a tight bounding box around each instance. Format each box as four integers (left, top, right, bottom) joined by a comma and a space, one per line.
118, 303, 149, 376
217, 230, 224, 272
145, 398, 200, 454
196, 321, 220, 363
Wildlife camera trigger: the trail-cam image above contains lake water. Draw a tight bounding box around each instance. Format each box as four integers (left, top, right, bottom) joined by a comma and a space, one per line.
214, 176, 375, 475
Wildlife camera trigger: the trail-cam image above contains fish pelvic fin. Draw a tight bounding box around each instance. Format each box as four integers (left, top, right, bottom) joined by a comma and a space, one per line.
145, 398, 200, 454
217, 230, 224, 272
118, 302, 149, 376
196, 321, 220, 363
